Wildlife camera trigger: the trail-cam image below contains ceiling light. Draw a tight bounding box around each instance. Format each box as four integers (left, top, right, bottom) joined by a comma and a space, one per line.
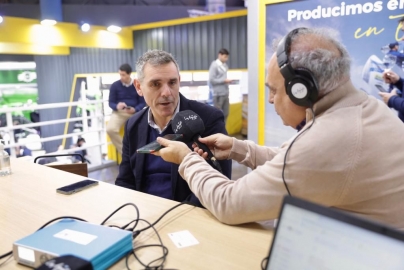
40, 19, 57, 26
0, 16, 3, 24
81, 23, 90, 32
107, 25, 121, 33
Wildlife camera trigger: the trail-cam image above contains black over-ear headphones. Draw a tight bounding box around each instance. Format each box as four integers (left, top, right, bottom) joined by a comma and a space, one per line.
276, 28, 319, 107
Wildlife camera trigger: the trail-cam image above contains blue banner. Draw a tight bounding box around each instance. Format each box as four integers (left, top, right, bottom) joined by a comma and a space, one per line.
265, 0, 404, 146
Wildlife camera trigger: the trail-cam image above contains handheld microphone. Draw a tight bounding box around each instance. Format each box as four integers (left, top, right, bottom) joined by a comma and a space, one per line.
171, 110, 222, 173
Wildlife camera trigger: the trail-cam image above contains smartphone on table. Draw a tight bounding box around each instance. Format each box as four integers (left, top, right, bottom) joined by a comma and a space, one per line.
136, 134, 183, 154
56, 179, 99, 195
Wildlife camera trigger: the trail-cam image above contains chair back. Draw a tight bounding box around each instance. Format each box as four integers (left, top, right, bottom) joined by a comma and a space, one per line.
34, 154, 88, 177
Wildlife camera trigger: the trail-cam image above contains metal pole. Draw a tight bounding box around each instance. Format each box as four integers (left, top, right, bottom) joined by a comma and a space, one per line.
6, 112, 16, 157
81, 81, 89, 132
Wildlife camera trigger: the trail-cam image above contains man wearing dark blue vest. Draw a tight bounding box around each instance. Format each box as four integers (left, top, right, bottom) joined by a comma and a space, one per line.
106, 64, 145, 154
115, 50, 232, 206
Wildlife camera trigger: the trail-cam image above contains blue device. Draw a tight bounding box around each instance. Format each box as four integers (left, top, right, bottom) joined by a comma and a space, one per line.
13, 219, 133, 269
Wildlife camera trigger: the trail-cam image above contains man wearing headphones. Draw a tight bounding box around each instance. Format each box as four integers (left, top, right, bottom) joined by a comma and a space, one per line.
153, 28, 404, 230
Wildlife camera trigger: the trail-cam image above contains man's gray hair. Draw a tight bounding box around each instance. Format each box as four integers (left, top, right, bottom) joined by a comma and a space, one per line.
273, 28, 351, 96
136, 50, 180, 82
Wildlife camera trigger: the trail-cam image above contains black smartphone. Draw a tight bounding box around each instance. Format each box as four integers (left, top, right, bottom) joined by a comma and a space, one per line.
56, 179, 99, 195
375, 84, 388, 93
136, 134, 183, 154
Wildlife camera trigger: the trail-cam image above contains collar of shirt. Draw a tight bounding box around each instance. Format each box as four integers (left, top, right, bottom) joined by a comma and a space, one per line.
215, 59, 224, 66
147, 98, 181, 134
122, 78, 134, 87
216, 59, 228, 73
296, 118, 306, 132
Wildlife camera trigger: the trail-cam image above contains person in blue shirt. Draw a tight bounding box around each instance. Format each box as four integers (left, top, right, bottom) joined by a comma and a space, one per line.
106, 64, 145, 154
387, 42, 404, 67
380, 70, 404, 122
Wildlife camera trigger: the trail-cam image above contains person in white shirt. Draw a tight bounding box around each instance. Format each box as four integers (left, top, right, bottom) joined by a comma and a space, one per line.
208, 48, 232, 122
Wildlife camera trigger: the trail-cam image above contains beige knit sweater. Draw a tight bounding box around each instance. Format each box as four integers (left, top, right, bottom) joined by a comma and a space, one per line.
179, 81, 404, 230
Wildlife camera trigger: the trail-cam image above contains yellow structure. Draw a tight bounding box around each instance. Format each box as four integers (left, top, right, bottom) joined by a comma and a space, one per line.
0, 16, 132, 54
256, 0, 293, 144
0, 10, 247, 55
226, 102, 242, 135
130, 9, 247, 31
106, 125, 124, 164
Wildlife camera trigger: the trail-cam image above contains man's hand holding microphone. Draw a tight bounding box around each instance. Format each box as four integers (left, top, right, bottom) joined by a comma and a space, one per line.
153, 110, 232, 172
192, 134, 233, 161
154, 133, 232, 165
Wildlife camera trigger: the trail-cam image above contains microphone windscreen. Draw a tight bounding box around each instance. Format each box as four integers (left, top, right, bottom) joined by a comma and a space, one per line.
171, 110, 205, 142
36, 255, 93, 270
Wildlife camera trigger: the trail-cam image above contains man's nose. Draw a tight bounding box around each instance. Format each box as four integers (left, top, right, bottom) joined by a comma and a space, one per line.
161, 84, 172, 97
269, 94, 274, 104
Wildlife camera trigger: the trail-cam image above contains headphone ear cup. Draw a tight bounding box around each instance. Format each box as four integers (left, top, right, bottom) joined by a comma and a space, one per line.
286, 68, 319, 107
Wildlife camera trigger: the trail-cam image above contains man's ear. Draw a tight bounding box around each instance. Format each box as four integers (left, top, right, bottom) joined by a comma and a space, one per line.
134, 79, 143, 96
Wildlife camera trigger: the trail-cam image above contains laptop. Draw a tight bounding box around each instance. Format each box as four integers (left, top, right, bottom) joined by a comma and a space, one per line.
265, 196, 404, 270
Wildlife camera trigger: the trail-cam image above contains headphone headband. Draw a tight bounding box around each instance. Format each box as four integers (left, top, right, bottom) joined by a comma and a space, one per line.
276, 27, 318, 107
276, 28, 307, 68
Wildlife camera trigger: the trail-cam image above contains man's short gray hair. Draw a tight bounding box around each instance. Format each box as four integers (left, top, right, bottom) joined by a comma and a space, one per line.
136, 50, 180, 82
273, 28, 351, 96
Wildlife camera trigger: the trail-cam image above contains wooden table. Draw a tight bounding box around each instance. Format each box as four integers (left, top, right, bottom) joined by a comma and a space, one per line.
0, 158, 274, 269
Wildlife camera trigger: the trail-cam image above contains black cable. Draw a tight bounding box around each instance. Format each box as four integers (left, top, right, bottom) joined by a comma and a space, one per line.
125, 219, 170, 270
123, 218, 141, 231
0, 251, 12, 260
134, 245, 168, 269
261, 256, 269, 270
121, 215, 150, 230
282, 107, 316, 196
0, 253, 12, 267
142, 269, 179, 270
133, 202, 185, 235
102, 204, 176, 269
37, 216, 87, 230
100, 203, 140, 230
124, 202, 190, 232
108, 225, 123, 229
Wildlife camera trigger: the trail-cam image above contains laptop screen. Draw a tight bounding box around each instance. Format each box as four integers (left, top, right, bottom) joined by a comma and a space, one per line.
266, 198, 404, 270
